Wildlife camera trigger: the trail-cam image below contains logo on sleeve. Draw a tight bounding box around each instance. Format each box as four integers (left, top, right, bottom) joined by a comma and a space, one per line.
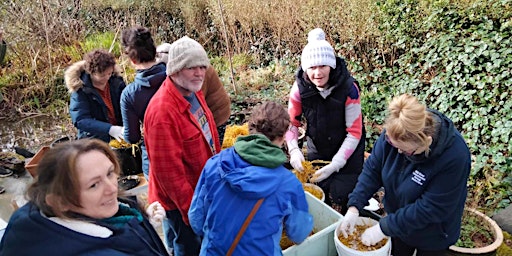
411, 170, 426, 186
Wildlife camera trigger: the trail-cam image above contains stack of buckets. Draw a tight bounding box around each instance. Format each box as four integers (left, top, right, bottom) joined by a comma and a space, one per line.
333, 217, 392, 256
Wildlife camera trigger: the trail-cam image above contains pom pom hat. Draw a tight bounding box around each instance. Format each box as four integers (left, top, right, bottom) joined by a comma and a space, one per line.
300, 28, 336, 71
165, 36, 210, 76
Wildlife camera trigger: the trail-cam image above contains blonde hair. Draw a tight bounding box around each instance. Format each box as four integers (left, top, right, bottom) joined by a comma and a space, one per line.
384, 94, 436, 156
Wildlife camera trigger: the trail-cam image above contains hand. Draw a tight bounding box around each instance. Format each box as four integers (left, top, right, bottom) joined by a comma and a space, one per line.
310, 162, 339, 183
361, 223, 386, 246
339, 207, 359, 238
287, 139, 305, 171
146, 201, 165, 228
289, 148, 305, 171
109, 126, 124, 142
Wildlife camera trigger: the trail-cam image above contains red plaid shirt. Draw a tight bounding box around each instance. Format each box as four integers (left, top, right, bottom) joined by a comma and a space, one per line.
144, 77, 220, 224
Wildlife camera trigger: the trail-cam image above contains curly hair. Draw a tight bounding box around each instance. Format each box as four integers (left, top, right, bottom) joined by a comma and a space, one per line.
83, 49, 116, 74
27, 139, 121, 218
248, 101, 290, 141
121, 26, 156, 63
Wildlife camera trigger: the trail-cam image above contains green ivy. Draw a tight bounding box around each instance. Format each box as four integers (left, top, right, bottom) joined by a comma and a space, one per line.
358, 0, 512, 211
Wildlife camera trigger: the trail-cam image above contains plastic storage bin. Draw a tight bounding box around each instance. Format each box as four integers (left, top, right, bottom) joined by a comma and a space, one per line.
283, 191, 342, 256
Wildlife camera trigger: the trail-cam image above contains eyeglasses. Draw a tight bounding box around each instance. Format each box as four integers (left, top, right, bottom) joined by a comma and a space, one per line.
385, 134, 419, 156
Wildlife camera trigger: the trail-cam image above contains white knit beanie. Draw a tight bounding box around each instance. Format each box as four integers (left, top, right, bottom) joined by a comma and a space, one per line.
165, 36, 210, 76
300, 28, 336, 71
155, 43, 172, 64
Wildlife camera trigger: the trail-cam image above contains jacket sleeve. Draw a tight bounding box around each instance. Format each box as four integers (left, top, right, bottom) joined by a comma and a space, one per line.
283, 177, 314, 244
69, 90, 112, 137
331, 83, 363, 167
120, 89, 142, 143
348, 132, 386, 211
188, 165, 209, 236
145, 120, 196, 225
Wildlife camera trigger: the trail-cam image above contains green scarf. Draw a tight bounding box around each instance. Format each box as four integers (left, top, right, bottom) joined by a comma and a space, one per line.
234, 134, 287, 168
101, 203, 144, 228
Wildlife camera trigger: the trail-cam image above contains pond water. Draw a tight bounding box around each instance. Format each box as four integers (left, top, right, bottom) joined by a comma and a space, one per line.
0, 115, 76, 222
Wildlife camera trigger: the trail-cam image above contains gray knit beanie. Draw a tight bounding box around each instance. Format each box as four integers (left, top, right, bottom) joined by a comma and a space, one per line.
165, 36, 210, 76
301, 28, 336, 71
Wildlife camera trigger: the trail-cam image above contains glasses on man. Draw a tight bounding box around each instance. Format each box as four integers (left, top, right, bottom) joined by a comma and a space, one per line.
385, 134, 419, 156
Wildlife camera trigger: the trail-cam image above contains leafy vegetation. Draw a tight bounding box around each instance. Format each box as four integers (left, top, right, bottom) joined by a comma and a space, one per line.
0, 0, 510, 212
455, 210, 494, 248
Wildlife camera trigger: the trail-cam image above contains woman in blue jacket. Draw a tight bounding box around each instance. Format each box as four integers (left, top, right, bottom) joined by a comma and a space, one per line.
65, 49, 126, 143
189, 101, 313, 255
340, 94, 471, 256
120, 26, 166, 179
0, 139, 167, 256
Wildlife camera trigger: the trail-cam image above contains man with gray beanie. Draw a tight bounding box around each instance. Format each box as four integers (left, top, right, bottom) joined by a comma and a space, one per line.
285, 28, 365, 215
156, 42, 231, 145
144, 36, 221, 256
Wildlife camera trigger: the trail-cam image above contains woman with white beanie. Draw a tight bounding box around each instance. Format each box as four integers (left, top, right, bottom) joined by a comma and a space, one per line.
285, 28, 365, 215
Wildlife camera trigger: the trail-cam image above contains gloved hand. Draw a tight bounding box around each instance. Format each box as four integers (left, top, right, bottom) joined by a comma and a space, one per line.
109, 126, 124, 142
311, 161, 341, 182
287, 139, 305, 171
339, 207, 359, 238
361, 223, 386, 246
146, 201, 165, 228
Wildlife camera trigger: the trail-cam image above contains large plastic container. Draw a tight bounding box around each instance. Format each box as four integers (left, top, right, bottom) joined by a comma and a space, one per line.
282, 191, 342, 256
334, 217, 391, 256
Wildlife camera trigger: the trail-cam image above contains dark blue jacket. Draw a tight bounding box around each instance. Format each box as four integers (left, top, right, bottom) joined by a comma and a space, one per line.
121, 63, 166, 175
0, 202, 168, 256
65, 61, 126, 142
348, 109, 471, 250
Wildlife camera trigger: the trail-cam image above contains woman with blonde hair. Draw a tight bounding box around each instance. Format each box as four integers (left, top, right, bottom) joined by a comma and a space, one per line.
340, 94, 471, 256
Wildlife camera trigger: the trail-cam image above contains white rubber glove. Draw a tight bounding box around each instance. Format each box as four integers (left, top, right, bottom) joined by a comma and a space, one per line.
109, 126, 124, 142
287, 139, 305, 171
361, 223, 386, 246
146, 201, 165, 228
339, 207, 359, 238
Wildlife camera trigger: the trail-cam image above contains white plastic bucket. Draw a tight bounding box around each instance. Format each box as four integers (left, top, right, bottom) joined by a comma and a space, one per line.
334, 217, 391, 256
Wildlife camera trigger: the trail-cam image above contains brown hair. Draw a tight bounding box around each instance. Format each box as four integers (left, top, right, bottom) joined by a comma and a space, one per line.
121, 26, 156, 63
83, 49, 116, 74
27, 139, 121, 218
384, 94, 436, 155
248, 101, 290, 141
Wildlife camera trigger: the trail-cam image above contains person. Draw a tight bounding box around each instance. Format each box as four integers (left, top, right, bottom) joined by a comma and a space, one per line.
340, 94, 471, 256
65, 49, 126, 143
189, 101, 313, 255
286, 28, 365, 214
144, 36, 221, 256
0, 139, 168, 255
156, 42, 231, 144
120, 26, 166, 180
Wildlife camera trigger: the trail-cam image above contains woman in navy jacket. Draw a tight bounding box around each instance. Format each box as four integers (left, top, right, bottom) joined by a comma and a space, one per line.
120, 26, 166, 179
65, 49, 126, 142
0, 139, 167, 256
340, 94, 471, 256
